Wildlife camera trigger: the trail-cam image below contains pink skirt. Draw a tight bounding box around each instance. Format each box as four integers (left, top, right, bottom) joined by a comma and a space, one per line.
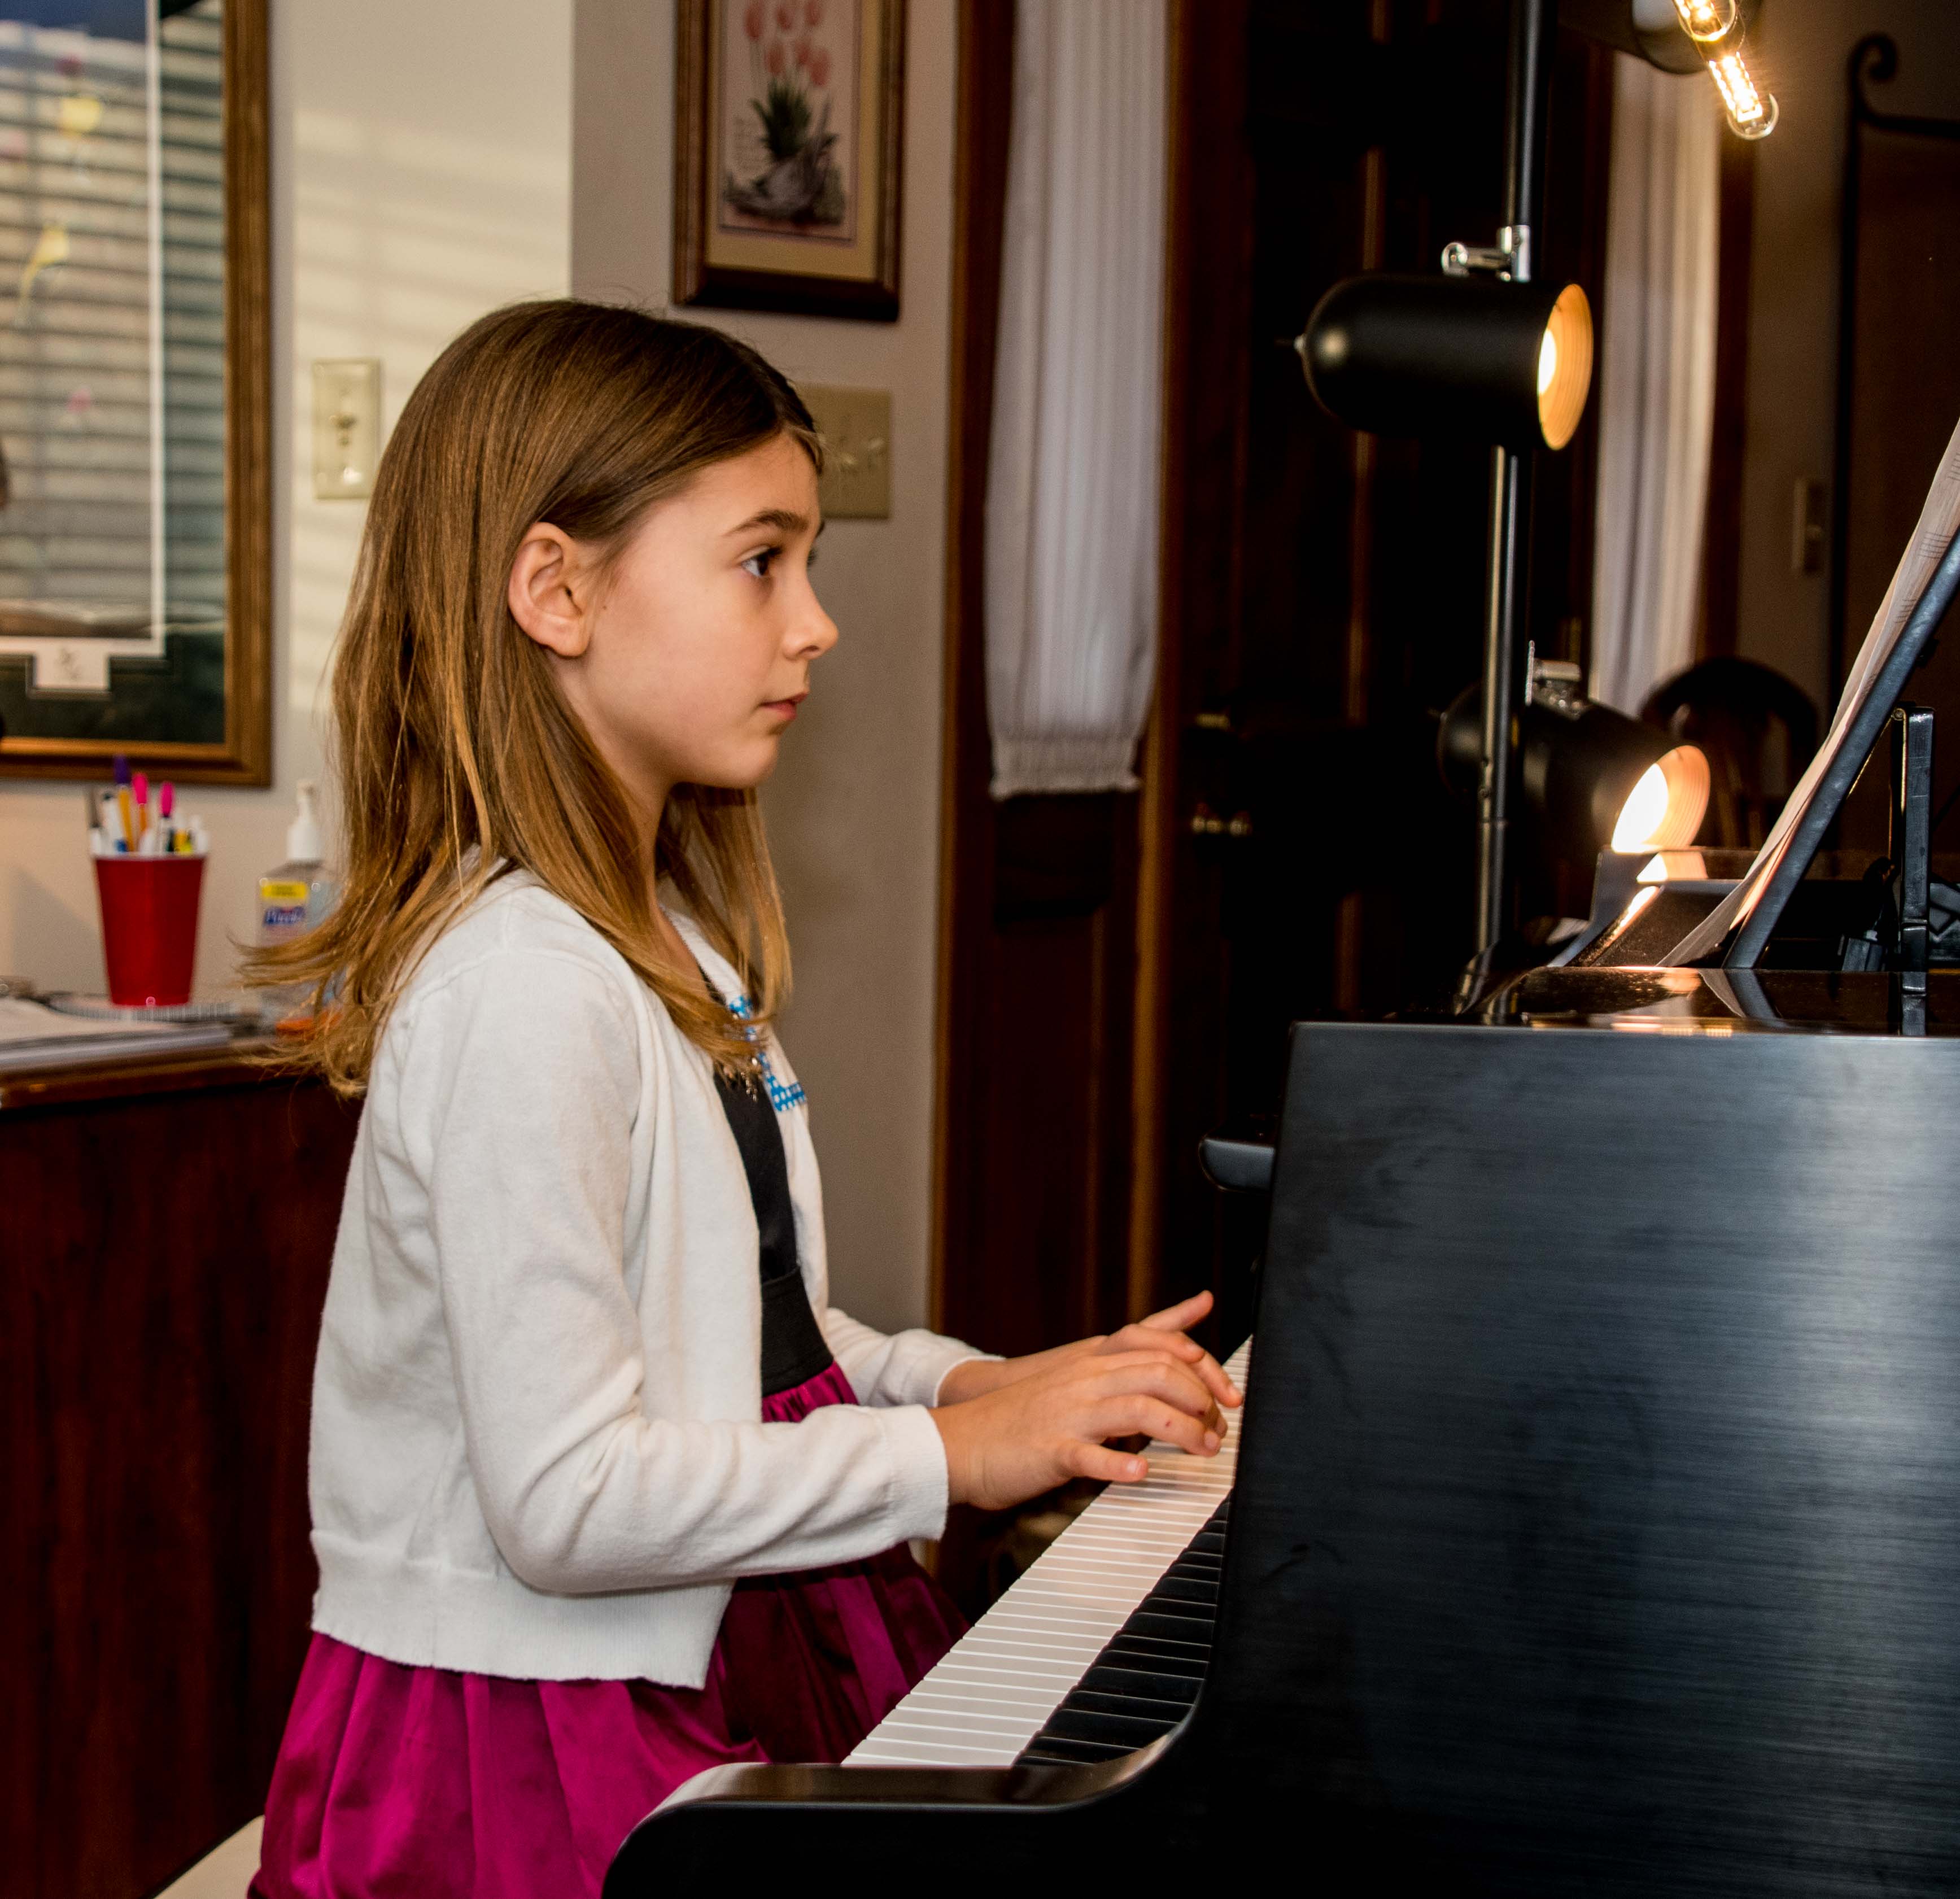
252, 1363, 964, 1899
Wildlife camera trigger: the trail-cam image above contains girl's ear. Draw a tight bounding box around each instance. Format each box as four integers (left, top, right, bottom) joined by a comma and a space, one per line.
508, 523, 591, 658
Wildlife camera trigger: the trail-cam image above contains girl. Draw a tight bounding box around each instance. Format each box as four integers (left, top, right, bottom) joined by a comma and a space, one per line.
250, 301, 1240, 1899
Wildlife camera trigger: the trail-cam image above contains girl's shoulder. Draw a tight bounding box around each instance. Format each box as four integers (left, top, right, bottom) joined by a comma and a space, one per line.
399, 871, 641, 1021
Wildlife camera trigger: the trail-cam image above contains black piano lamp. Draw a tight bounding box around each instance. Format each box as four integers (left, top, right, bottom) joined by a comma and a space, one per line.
1291, 0, 1774, 962
1439, 663, 1712, 863
1299, 275, 1594, 453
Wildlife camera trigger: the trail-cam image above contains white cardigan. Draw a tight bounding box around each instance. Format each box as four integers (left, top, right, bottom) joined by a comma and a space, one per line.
308, 875, 984, 1686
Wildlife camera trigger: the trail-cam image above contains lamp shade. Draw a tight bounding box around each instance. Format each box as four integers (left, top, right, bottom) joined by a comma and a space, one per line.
1301, 274, 1594, 452
1439, 685, 1710, 861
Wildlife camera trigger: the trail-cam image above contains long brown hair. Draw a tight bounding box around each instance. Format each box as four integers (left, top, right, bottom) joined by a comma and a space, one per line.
251, 300, 820, 1094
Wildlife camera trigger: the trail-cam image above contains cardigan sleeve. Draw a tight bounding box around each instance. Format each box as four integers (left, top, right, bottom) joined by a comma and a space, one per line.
404, 946, 951, 1596
822, 1308, 999, 1408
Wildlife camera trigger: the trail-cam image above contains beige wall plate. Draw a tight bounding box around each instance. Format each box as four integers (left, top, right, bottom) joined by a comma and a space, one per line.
312, 358, 382, 500
801, 384, 892, 521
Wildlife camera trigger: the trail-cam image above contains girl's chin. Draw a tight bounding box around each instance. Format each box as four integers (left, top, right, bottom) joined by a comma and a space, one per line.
686, 742, 780, 792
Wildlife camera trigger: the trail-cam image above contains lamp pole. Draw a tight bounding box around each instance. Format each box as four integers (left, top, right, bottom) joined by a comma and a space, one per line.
1474, 0, 1557, 957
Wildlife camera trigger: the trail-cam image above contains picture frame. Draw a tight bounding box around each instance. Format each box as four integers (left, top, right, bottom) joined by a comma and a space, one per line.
0, 0, 270, 785
674, 0, 905, 323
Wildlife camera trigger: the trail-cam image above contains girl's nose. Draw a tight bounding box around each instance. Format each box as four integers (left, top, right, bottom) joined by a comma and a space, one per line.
796, 593, 839, 659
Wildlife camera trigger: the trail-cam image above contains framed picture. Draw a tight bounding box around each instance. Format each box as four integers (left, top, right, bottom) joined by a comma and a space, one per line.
674, 0, 905, 323
0, 0, 270, 784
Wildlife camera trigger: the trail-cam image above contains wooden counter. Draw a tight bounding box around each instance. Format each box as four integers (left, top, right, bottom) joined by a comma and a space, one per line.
2, 1041, 358, 1898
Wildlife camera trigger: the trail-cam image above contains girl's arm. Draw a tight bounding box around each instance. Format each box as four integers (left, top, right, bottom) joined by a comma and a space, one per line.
409, 949, 955, 1595
819, 1308, 1001, 1408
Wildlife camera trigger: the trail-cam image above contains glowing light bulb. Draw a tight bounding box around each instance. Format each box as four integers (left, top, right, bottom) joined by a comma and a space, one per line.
1663, 1, 1779, 141
1612, 746, 1711, 852
1613, 766, 1671, 852
1671, 0, 1737, 41
1709, 47, 1778, 138
1536, 285, 1592, 451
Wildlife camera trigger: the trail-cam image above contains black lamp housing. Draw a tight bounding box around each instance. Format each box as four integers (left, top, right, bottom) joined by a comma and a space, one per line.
1300, 274, 1594, 453
1439, 682, 1710, 862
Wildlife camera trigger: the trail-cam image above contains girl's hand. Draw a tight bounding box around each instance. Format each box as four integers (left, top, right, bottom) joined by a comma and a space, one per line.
937, 1289, 1243, 1415
931, 1347, 1226, 1513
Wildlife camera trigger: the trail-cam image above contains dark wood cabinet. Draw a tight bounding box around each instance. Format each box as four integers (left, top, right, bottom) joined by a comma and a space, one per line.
2, 1047, 356, 1898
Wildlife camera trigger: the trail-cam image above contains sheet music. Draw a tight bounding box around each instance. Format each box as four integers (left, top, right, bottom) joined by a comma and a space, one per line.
1665, 413, 1960, 964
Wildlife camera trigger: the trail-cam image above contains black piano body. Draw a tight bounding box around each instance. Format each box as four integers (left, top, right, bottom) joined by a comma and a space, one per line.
608, 976, 1960, 1894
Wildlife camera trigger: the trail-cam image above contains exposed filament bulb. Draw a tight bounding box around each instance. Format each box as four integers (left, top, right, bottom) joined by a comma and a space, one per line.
1708, 46, 1778, 138
1666, 0, 1779, 141
1671, 0, 1738, 41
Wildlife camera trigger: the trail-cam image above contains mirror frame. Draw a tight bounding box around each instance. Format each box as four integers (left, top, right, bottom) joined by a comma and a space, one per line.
0, 0, 270, 784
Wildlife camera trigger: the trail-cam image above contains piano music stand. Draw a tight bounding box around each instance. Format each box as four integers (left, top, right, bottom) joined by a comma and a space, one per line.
1720, 525, 1960, 966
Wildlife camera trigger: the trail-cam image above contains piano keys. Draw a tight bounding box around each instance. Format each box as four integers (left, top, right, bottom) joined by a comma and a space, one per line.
846, 1339, 1250, 1770
1014, 1496, 1228, 1767
608, 994, 1960, 1895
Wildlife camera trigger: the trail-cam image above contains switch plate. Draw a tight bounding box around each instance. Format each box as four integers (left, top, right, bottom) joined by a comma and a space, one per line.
800, 385, 891, 520
312, 358, 382, 500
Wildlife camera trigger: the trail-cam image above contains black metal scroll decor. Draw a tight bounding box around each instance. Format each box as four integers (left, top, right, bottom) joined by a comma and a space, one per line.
1827, 34, 1960, 696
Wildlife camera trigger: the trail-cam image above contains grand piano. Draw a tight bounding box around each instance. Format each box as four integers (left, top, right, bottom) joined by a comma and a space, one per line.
604, 529, 1960, 1892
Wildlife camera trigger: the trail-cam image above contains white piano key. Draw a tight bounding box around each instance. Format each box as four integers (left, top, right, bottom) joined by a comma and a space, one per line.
844, 1339, 1251, 1768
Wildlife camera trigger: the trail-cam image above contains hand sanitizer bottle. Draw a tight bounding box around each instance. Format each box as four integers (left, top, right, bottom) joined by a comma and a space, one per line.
258, 780, 337, 945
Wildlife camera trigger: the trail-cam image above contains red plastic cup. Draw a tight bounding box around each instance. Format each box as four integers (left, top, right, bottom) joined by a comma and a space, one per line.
94, 855, 206, 1006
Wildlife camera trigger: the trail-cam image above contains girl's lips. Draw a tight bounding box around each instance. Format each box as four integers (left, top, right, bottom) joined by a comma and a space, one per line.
763, 694, 807, 721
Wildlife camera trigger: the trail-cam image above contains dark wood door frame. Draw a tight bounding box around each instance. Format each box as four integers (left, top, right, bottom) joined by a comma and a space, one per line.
931, 2, 1191, 1348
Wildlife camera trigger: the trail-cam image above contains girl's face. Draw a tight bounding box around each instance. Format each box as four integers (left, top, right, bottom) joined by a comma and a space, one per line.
510, 432, 837, 816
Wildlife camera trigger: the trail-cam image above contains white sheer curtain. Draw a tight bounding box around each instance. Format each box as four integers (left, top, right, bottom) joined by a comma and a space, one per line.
984, 0, 1167, 798
1589, 54, 1721, 715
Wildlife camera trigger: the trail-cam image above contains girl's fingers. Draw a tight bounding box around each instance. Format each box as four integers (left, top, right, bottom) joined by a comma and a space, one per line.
1137, 1289, 1213, 1333
1070, 1442, 1151, 1484
1124, 1335, 1238, 1408
1110, 1298, 1243, 1410
1102, 1394, 1218, 1455
1086, 1356, 1215, 1419
1193, 1352, 1242, 1409
1106, 1323, 1202, 1362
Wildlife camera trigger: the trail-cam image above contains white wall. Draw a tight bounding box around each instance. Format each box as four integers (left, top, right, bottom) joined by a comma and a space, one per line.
1734, 0, 1960, 704
573, 0, 956, 1333
0, 0, 572, 995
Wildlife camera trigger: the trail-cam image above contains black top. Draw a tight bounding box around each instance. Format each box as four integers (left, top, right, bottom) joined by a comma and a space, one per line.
708, 1006, 835, 1397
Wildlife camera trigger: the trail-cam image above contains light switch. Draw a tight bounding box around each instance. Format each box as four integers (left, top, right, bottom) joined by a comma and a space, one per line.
312, 359, 382, 500
800, 385, 891, 520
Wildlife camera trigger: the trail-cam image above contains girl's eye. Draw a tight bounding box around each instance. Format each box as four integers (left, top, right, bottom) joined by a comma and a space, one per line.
741, 547, 778, 580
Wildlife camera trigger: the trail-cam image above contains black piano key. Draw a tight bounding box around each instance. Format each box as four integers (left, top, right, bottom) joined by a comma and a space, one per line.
1065, 1688, 1192, 1725
1014, 1496, 1233, 1768
1151, 1575, 1219, 1606
1018, 1738, 1134, 1765
1044, 1706, 1184, 1748
1100, 1637, 1209, 1674
1078, 1664, 1201, 1705
1120, 1611, 1213, 1644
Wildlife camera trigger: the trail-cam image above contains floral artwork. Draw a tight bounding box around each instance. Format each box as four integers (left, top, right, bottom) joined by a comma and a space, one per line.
721, 0, 858, 240
678, 0, 900, 321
